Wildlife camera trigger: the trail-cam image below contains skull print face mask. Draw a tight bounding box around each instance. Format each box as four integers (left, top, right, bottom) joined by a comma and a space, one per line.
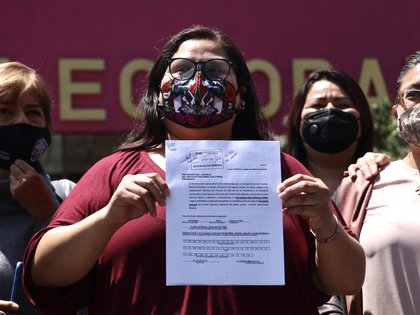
157, 70, 240, 128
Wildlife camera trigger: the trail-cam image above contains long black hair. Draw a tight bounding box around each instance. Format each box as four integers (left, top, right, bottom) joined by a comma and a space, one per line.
117, 25, 271, 151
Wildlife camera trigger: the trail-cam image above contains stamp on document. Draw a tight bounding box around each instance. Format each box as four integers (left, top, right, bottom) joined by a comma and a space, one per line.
190, 149, 224, 170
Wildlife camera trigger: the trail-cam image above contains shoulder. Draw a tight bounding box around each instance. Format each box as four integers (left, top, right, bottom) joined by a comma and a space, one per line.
86, 150, 149, 174
92, 150, 142, 167
369, 160, 417, 189
50, 151, 152, 220
78, 149, 162, 186
339, 159, 398, 193
377, 160, 404, 176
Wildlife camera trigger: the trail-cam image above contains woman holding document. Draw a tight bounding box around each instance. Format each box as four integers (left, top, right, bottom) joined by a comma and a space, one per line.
22, 25, 364, 315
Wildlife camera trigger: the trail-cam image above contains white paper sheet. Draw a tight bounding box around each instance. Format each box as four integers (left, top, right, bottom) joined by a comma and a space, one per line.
165, 140, 284, 285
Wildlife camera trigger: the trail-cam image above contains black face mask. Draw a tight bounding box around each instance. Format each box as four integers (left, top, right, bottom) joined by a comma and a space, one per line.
0, 123, 51, 170
301, 108, 359, 153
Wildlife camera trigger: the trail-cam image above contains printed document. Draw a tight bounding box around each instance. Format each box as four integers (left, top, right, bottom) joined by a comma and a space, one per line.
165, 140, 284, 285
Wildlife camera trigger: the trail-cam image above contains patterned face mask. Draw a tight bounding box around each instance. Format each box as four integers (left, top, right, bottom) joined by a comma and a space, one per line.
397, 104, 420, 146
157, 71, 240, 128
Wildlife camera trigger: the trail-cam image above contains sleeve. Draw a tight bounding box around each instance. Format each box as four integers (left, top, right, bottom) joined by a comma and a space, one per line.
336, 171, 374, 238
22, 153, 124, 314
281, 153, 331, 305
337, 173, 374, 315
22, 227, 95, 315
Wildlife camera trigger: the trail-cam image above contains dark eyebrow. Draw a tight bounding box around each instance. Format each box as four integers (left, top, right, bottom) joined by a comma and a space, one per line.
0, 99, 15, 105
405, 83, 420, 90
308, 96, 352, 102
26, 103, 43, 109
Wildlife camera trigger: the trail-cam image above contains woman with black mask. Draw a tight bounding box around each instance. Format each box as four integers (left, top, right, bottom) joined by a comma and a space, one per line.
0, 61, 75, 315
286, 69, 373, 199
286, 69, 373, 314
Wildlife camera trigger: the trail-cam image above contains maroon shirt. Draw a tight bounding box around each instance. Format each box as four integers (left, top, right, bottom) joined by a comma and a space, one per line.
23, 150, 342, 315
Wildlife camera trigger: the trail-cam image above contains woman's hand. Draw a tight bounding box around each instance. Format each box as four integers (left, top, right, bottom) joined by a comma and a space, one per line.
10, 159, 58, 223
0, 300, 19, 315
31, 172, 170, 288
278, 174, 336, 238
104, 173, 170, 227
346, 152, 391, 180
279, 174, 365, 295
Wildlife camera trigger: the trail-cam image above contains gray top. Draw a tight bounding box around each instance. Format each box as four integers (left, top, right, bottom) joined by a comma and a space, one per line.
0, 162, 75, 315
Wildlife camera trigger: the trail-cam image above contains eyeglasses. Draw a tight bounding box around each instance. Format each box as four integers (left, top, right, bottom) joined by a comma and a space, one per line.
398, 88, 420, 108
166, 58, 233, 81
